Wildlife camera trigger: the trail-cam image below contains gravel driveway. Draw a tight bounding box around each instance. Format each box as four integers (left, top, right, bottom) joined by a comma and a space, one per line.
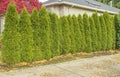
0, 53, 120, 77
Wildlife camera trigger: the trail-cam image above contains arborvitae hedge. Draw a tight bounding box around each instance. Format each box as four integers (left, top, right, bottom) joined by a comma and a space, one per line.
78, 14, 86, 51
2, 3, 20, 65
2, 4, 117, 64
49, 13, 60, 57
67, 15, 75, 53
72, 15, 81, 52
31, 8, 42, 61
115, 14, 120, 49
89, 16, 97, 51
103, 12, 113, 50
60, 16, 71, 54
83, 13, 92, 52
99, 16, 107, 50
58, 17, 62, 54
92, 13, 102, 51
39, 6, 51, 60
19, 8, 33, 62
110, 16, 116, 49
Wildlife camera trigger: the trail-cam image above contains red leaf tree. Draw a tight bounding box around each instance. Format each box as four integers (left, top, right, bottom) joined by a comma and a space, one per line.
0, 0, 42, 14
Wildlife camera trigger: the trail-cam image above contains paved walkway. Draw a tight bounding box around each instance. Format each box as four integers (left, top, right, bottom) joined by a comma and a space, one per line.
0, 53, 120, 77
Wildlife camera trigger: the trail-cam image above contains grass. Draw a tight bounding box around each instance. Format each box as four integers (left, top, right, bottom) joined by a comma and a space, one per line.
0, 50, 119, 72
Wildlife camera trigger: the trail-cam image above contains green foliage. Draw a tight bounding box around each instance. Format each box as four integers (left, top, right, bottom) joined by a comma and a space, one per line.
99, 15, 107, 50
92, 13, 101, 51
39, 6, 51, 60
31, 8, 42, 61
78, 14, 86, 51
96, 0, 120, 9
110, 16, 116, 49
97, 0, 108, 4
115, 13, 120, 49
89, 16, 97, 51
58, 17, 63, 54
83, 13, 92, 52
115, 2, 120, 9
19, 8, 33, 62
2, 4, 117, 64
60, 16, 71, 54
72, 15, 82, 52
103, 12, 113, 50
67, 15, 75, 53
49, 13, 60, 57
2, 3, 20, 65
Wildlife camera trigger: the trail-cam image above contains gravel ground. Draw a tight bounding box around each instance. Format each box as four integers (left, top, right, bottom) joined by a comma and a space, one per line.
0, 53, 120, 77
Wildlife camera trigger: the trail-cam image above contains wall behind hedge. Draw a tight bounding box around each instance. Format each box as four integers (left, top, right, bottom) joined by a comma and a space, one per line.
2, 4, 116, 65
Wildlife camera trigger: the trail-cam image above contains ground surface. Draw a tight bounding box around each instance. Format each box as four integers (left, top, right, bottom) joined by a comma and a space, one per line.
0, 53, 120, 77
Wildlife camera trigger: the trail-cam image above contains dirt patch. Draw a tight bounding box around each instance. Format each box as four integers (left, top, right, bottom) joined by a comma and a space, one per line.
0, 53, 120, 77
0, 50, 119, 72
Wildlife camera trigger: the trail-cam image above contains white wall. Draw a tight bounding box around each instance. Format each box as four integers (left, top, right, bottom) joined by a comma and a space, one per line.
46, 5, 65, 17
63, 5, 102, 16
0, 15, 5, 34
46, 5, 103, 17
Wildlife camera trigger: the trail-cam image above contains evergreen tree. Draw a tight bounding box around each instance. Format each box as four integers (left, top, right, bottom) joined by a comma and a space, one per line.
83, 13, 92, 52
116, 2, 120, 9
96, 0, 120, 9
102, 0, 108, 4
60, 16, 71, 54
59, 17, 63, 54
19, 8, 33, 62
115, 14, 120, 49
99, 15, 107, 50
110, 16, 116, 49
78, 14, 86, 51
89, 16, 97, 51
67, 15, 75, 53
72, 15, 81, 52
31, 8, 42, 61
92, 13, 101, 51
39, 6, 51, 60
103, 12, 113, 50
2, 3, 20, 65
49, 13, 60, 57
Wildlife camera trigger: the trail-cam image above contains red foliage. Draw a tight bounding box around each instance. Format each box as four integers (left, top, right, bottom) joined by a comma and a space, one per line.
0, 0, 42, 14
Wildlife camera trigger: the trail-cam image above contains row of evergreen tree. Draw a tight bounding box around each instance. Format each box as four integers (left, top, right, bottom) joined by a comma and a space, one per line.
96, 0, 120, 9
2, 3, 116, 65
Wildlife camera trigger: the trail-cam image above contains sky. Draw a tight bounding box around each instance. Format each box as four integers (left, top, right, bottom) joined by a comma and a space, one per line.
39, 0, 48, 2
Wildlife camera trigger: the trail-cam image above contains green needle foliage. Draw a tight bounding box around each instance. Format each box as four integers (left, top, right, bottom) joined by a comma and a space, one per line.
103, 12, 113, 50
58, 17, 63, 54
19, 8, 33, 62
115, 14, 120, 49
78, 14, 86, 51
2, 3, 20, 65
39, 6, 51, 60
72, 15, 81, 52
67, 15, 75, 53
83, 13, 92, 52
31, 8, 42, 61
110, 16, 116, 49
49, 13, 60, 57
89, 16, 97, 51
2, 4, 117, 64
92, 13, 101, 51
60, 16, 71, 54
99, 16, 107, 50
